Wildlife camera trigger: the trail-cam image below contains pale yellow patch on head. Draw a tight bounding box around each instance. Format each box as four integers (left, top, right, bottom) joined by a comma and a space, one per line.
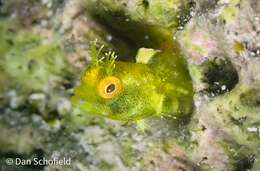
83, 68, 99, 84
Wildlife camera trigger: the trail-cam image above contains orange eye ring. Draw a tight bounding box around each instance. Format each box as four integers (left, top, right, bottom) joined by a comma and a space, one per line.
98, 76, 122, 99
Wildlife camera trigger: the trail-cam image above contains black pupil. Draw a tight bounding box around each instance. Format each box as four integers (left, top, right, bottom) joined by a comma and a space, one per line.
106, 84, 116, 93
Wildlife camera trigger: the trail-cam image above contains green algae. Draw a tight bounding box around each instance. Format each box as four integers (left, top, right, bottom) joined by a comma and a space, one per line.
85, 0, 192, 28
0, 20, 70, 94
233, 41, 245, 52
121, 139, 135, 167
218, 0, 240, 23
240, 89, 260, 108
220, 140, 255, 171
195, 85, 260, 156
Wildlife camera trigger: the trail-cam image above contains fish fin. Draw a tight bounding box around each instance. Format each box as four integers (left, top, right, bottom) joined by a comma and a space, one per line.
136, 48, 160, 64
136, 119, 150, 132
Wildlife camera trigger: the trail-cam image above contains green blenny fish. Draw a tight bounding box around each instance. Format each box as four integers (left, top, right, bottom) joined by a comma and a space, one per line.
72, 39, 194, 123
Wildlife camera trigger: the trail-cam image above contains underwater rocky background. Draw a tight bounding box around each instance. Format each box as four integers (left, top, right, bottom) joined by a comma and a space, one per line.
0, 0, 259, 171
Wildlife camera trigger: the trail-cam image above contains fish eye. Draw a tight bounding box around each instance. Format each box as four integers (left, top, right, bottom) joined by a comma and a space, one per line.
98, 76, 122, 99
105, 83, 116, 94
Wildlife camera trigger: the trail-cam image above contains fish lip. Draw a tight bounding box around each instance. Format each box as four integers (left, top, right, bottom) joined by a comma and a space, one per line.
105, 113, 145, 121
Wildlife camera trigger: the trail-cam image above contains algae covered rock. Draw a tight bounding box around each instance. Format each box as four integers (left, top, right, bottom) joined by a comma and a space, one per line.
0, 17, 72, 90
0, 0, 259, 171
85, 0, 192, 27
176, 0, 260, 170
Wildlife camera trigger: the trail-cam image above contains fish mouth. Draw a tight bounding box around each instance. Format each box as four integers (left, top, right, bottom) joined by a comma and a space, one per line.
76, 99, 153, 121
74, 99, 111, 118
106, 112, 152, 122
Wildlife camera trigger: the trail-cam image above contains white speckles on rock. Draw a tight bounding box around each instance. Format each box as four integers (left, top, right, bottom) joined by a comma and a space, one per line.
221, 85, 226, 90
41, 19, 48, 27
6, 90, 24, 109
106, 35, 113, 41
247, 127, 258, 132
29, 93, 46, 101
80, 126, 108, 145
97, 142, 128, 171
57, 98, 72, 115
41, 0, 50, 5
61, 0, 84, 32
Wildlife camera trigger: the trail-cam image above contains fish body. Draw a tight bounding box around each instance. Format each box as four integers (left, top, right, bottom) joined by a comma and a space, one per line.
72, 46, 193, 122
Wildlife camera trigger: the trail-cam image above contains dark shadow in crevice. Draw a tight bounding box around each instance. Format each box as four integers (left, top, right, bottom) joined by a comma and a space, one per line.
234, 154, 255, 171
84, 4, 178, 62
201, 57, 239, 97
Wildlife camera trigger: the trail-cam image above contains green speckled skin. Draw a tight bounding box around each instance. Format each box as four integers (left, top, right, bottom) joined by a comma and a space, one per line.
73, 47, 193, 122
